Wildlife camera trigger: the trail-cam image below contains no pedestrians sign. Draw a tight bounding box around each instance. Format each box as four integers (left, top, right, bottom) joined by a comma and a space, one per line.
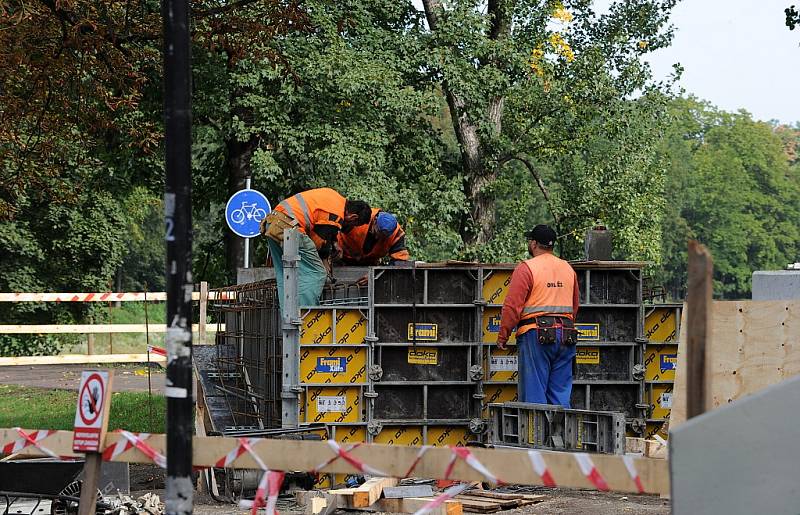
73, 370, 113, 453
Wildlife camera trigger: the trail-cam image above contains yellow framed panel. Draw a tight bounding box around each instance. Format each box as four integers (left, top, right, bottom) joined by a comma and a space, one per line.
299, 346, 368, 384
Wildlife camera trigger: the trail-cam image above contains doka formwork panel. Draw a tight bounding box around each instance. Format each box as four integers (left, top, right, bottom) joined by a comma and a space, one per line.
372, 267, 478, 305
374, 306, 477, 343
372, 384, 477, 420
574, 343, 643, 382
487, 402, 626, 454
375, 345, 474, 382
576, 306, 640, 342
575, 268, 642, 305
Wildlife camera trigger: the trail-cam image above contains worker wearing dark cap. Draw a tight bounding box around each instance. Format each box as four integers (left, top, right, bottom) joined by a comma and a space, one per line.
497, 225, 580, 407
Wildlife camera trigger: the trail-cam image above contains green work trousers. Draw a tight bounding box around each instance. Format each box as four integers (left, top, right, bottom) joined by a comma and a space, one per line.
267, 232, 327, 315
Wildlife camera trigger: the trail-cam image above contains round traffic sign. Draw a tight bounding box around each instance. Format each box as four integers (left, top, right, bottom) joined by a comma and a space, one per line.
79, 372, 105, 426
225, 189, 271, 238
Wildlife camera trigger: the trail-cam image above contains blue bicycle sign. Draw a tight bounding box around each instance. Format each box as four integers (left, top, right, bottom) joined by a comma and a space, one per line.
225, 188, 271, 238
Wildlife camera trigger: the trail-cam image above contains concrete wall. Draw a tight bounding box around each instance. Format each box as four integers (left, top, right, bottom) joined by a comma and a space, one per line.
752, 270, 800, 300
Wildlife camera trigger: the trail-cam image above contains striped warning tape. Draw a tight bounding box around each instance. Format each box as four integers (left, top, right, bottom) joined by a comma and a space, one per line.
0, 292, 233, 302
2, 428, 60, 459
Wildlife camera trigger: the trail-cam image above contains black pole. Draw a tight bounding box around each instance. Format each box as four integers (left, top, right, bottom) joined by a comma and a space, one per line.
162, 0, 193, 511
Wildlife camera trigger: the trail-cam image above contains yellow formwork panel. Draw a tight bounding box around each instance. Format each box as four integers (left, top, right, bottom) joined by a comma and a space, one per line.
301, 309, 369, 345
645, 307, 679, 343
484, 346, 519, 383
428, 426, 473, 447
301, 310, 334, 344
644, 343, 678, 381
300, 346, 368, 384
331, 424, 368, 444
373, 426, 424, 446
481, 307, 516, 344
482, 271, 513, 305
481, 384, 518, 415
336, 310, 368, 344
647, 383, 674, 420
302, 386, 362, 424
646, 422, 669, 441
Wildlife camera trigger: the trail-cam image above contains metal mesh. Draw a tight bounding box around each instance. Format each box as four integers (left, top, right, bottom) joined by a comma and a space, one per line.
209, 280, 282, 432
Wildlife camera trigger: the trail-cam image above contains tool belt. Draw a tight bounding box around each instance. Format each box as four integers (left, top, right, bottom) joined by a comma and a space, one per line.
261, 210, 299, 244
518, 316, 577, 346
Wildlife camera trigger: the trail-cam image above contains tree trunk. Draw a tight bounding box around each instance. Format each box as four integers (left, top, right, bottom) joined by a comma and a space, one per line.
422, 0, 509, 249
224, 135, 258, 283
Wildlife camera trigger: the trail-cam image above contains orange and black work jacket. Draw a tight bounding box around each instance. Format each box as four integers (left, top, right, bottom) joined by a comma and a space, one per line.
274, 188, 346, 256
337, 208, 410, 265
497, 253, 580, 345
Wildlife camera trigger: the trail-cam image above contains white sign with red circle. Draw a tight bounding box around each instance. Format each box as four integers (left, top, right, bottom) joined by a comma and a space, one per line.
73, 370, 112, 453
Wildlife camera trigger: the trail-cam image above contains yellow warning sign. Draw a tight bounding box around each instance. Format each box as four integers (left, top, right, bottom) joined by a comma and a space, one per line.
576, 347, 600, 365
407, 347, 438, 365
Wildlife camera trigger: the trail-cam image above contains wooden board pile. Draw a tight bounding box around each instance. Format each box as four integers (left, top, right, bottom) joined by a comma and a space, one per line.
296, 478, 546, 515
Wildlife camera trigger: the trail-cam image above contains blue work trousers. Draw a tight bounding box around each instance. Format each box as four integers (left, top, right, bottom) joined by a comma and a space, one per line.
518, 328, 576, 407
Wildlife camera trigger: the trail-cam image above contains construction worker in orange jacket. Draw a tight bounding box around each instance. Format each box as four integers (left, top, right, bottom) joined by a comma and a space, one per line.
260, 188, 371, 309
497, 225, 580, 407
337, 209, 410, 266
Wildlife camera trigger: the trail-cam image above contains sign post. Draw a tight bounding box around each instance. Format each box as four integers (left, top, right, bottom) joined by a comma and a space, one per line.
225, 180, 271, 269
74, 369, 113, 515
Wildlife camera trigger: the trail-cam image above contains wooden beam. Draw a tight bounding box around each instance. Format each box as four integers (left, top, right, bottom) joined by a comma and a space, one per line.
0, 323, 222, 334
343, 477, 398, 507
199, 281, 208, 345
371, 497, 463, 515
686, 240, 714, 419
0, 429, 671, 495
0, 353, 167, 366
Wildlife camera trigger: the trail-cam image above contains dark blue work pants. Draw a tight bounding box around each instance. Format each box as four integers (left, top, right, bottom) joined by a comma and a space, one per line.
518, 328, 576, 407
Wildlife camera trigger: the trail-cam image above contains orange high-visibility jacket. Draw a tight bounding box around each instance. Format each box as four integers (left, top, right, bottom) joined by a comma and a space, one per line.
517, 253, 578, 337
274, 188, 346, 250
337, 208, 409, 265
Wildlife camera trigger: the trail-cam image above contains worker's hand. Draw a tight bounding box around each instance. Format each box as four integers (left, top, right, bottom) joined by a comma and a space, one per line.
497, 339, 506, 350
356, 274, 368, 287
331, 242, 343, 262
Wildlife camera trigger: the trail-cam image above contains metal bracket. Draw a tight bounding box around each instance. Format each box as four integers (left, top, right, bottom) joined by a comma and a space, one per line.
469, 364, 484, 381
632, 364, 646, 380
368, 364, 383, 381
469, 418, 487, 434
367, 421, 383, 435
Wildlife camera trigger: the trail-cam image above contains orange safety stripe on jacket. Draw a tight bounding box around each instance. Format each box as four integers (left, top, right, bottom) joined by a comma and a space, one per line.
338, 208, 408, 265
274, 188, 345, 249
517, 253, 577, 337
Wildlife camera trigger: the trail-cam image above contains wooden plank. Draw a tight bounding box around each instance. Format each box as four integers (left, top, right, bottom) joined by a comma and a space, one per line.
671, 300, 800, 428
0, 323, 221, 334
686, 241, 713, 419
199, 281, 208, 345
0, 291, 231, 302
351, 477, 398, 507
371, 497, 463, 515
0, 429, 672, 495
625, 437, 645, 454
0, 353, 167, 366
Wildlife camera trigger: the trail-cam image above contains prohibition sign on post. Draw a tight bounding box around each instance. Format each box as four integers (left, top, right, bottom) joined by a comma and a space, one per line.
73, 370, 113, 453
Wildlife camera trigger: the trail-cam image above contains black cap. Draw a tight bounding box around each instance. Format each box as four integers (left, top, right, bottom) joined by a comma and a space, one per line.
525, 224, 557, 247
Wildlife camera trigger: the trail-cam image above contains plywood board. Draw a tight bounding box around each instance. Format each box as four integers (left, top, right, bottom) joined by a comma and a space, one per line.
670, 300, 800, 427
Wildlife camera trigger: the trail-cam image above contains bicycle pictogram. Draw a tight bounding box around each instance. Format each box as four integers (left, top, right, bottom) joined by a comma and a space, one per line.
230, 201, 267, 225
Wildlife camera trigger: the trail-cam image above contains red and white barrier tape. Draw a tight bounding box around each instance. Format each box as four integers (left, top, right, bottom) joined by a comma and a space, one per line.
447, 446, 505, 486
236, 438, 285, 515
527, 450, 557, 487
119, 431, 166, 468
574, 453, 609, 491
102, 432, 151, 461
622, 455, 645, 494
147, 345, 167, 357
314, 440, 388, 477
412, 481, 473, 515
3, 428, 60, 459
403, 445, 433, 477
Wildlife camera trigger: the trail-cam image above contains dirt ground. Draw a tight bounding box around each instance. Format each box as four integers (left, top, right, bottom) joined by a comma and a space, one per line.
130, 465, 670, 515
0, 364, 165, 391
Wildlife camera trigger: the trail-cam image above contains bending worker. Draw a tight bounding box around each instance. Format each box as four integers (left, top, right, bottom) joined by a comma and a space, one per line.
496, 224, 580, 407
337, 209, 410, 265
260, 188, 371, 308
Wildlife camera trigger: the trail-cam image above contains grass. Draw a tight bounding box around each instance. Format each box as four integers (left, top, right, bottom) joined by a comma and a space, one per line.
0, 384, 166, 433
